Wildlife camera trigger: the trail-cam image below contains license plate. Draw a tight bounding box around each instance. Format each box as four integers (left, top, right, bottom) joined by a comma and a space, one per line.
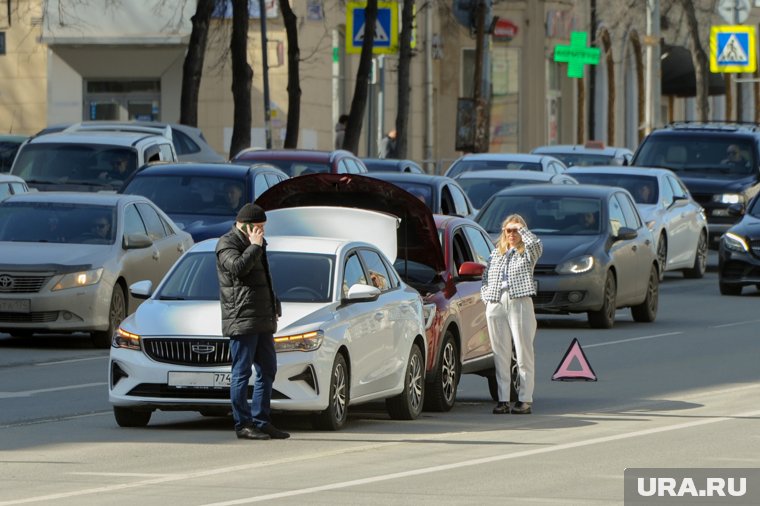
168, 372, 231, 388
0, 299, 30, 313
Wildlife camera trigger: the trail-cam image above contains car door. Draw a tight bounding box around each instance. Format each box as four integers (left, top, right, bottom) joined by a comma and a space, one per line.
338, 250, 391, 400
664, 174, 698, 267
118, 203, 162, 296
616, 192, 652, 303
607, 194, 642, 304
135, 202, 185, 282
459, 225, 494, 361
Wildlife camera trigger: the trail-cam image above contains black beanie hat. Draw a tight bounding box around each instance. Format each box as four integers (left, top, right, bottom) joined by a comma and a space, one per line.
236, 203, 267, 223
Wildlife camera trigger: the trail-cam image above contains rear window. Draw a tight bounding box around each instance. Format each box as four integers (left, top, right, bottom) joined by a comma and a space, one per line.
447, 159, 542, 178
123, 175, 248, 216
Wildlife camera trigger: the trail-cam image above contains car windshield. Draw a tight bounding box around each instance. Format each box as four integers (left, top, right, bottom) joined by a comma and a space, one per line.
11, 143, 138, 189
123, 175, 248, 216
542, 153, 613, 167
0, 201, 116, 244
457, 177, 545, 209
633, 135, 755, 176
158, 251, 335, 303
447, 159, 542, 178
476, 195, 602, 236
0, 140, 23, 172
243, 159, 330, 177
570, 173, 659, 204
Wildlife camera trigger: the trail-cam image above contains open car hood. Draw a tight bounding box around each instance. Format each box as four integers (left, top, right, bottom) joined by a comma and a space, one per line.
256, 173, 445, 272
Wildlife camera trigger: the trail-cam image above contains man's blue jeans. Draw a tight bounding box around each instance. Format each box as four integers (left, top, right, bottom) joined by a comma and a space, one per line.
229, 333, 276, 431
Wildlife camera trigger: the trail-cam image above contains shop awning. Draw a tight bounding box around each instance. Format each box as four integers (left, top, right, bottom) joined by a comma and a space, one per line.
661, 44, 726, 97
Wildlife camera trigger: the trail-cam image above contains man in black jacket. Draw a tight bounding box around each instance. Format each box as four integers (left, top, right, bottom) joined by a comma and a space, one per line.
216, 203, 289, 440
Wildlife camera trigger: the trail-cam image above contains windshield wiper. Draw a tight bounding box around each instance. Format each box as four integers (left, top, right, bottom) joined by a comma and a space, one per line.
159, 295, 186, 300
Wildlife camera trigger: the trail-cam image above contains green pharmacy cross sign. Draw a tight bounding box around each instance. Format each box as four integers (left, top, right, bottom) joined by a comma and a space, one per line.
554, 31, 600, 78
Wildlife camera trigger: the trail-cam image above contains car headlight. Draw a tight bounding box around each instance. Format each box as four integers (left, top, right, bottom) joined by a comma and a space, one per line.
52, 268, 103, 291
722, 232, 749, 253
274, 330, 324, 352
113, 327, 141, 350
556, 255, 594, 274
712, 193, 744, 205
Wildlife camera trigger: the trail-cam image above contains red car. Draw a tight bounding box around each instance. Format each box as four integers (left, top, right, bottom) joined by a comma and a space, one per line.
231, 149, 368, 177
258, 173, 499, 412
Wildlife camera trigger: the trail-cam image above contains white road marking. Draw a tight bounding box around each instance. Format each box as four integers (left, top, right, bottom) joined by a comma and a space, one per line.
710, 319, 760, 329
3, 405, 759, 506
70, 472, 177, 478
35, 357, 107, 366
0, 382, 106, 399
583, 332, 682, 348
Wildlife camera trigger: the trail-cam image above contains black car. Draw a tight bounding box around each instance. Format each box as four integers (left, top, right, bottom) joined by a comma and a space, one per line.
718, 196, 760, 295
119, 162, 287, 241
365, 172, 476, 219
631, 122, 760, 248
361, 158, 425, 173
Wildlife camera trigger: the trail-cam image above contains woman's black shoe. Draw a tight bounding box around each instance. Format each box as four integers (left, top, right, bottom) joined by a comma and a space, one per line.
492, 402, 510, 414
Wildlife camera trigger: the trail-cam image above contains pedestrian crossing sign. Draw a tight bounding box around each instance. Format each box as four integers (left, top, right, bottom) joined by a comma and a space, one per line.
710, 25, 756, 73
346, 1, 399, 55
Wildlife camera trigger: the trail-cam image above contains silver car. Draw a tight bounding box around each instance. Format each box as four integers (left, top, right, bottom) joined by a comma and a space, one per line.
0, 192, 193, 347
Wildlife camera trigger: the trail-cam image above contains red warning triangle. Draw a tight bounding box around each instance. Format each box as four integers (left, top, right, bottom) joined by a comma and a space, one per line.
552, 338, 597, 381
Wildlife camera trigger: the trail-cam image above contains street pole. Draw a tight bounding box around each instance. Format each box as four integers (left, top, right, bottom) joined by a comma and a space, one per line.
735, 0, 743, 122
259, 0, 272, 149
472, 0, 488, 152
644, 0, 661, 135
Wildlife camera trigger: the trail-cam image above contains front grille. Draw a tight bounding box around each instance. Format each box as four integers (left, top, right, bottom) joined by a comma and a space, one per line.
534, 265, 557, 276
533, 292, 557, 305
126, 384, 288, 399
0, 275, 51, 293
750, 240, 760, 258
721, 260, 760, 280
0, 311, 58, 323
143, 338, 232, 366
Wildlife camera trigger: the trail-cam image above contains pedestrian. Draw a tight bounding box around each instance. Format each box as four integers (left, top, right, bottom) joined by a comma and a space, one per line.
334, 114, 349, 149
481, 213, 542, 415
378, 129, 397, 158
215, 203, 289, 440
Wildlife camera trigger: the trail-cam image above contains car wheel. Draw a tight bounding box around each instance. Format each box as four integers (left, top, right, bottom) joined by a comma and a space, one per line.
313, 353, 349, 431
113, 406, 151, 427
486, 346, 519, 402
588, 273, 616, 329
631, 265, 659, 322
683, 230, 708, 279
656, 233, 667, 281
719, 282, 742, 296
386, 344, 424, 420
91, 284, 126, 349
424, 332, 459, 412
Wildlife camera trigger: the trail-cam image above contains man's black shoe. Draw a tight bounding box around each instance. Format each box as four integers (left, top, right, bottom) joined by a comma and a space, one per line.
260, 423, 290, 439
511, 401, 532, 414
492, 402, 510, 414
236, 426, 271, 440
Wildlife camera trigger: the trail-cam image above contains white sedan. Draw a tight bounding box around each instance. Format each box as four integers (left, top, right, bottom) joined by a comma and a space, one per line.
109, 207, 427, 430
567, 166, 709, 280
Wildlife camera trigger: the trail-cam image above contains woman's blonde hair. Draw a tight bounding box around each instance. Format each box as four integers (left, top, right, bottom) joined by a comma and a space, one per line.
497, 214, 527, 255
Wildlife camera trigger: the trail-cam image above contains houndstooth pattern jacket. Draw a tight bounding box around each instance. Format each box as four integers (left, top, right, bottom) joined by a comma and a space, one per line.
481, 228, 543, 303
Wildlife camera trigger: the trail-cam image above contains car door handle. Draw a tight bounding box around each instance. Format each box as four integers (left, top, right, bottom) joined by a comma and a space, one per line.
152, 250, 160, 260
177, 244, 185, 253
631, 245, 637, 252
374, 312, 384, 321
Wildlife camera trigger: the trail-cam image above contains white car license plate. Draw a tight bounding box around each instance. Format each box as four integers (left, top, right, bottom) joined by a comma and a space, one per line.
168, 372, 231, 388
0, 299, 30, 313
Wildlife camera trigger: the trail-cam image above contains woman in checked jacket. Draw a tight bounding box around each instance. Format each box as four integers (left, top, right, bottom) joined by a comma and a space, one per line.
481, 214, 543, 415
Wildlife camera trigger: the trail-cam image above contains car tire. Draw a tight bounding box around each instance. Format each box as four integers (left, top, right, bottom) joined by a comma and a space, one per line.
588, 273, 616, 329
312, 353, 349, 431
683, 230, 708, 279
656, 233, 667, 281
424, 332, 459, 412
486, 347, 520, 403
113, 406, 151, 427
92, 284, 126, 349
386, 344, 424, 420
719, 282, 742, 296
631, 265, 659, 322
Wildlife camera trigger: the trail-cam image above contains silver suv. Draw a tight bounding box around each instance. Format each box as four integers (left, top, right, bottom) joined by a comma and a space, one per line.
10, 131, 176, 192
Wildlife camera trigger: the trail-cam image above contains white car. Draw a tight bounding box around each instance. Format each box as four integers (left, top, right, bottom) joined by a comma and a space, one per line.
567, 166, 709, 280
109, 207, 427, 430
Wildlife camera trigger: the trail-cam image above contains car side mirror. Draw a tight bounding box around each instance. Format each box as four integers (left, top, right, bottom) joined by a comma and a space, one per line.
342, 283, 381, 303
727, 203, 745, 217
458, 261, 485, 280
129, 280, 153, 300
615, 226, 638, 241
123, 233, 153, 250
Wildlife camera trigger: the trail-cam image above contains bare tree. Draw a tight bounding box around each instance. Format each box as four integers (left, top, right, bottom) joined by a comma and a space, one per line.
279, 0, 301, 148
676, 0, 709, 121
180, 0, 216, 127
229, 0, 252, 158
343, 0, 378, 154
394, 0, 415, 158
